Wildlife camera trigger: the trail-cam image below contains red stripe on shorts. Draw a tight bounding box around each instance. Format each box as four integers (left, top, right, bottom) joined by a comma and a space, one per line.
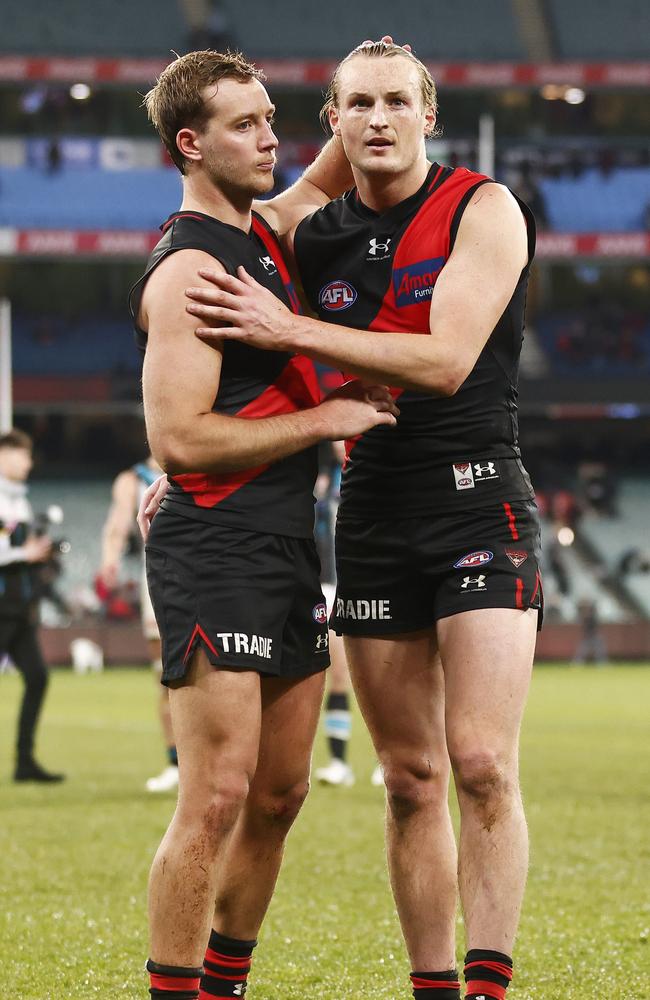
515, 577, 524, 609
503, 502, 519, 541
182, 622, 219, 664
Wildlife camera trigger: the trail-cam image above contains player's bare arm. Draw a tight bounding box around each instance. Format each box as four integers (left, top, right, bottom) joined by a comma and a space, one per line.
99, 469, 138, 587
253, 135, 352, 243
186, 183, 528, 394
142, 250, 398, 475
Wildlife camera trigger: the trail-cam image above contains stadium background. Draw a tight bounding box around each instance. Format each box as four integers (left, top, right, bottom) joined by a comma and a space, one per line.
1, 3, 649, 998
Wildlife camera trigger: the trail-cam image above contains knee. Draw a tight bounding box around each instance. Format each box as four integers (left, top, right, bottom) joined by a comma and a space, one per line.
197, 777, 251, 840
383, 755, 449, 820
247, 779, 310, 833
451, 748, 515, 807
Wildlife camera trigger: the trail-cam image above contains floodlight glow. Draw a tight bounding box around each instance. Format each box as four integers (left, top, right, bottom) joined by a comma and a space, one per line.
557, 527, 575, 547
70, 83, 91, 100
565, 87, 586, 105
541, 84, 563, 100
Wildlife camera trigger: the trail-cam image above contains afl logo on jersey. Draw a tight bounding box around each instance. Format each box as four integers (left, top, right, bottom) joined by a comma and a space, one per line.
319, 280, 357, 311
454, 550, 494, 569
312, 602, 328, 624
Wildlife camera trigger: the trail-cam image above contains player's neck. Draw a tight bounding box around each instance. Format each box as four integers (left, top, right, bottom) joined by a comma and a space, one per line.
353, 156, 431, 214
181, 173, 253, 233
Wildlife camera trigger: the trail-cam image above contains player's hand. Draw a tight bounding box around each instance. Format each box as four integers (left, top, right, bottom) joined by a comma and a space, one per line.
24, 535, 53, 563
187, 267, 296, 352
137, 473, 169, 542
98, 563, 119, 591
317, 381, 399, 439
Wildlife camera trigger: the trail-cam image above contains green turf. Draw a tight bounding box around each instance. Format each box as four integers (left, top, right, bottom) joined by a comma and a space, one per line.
1, 665, 649, 999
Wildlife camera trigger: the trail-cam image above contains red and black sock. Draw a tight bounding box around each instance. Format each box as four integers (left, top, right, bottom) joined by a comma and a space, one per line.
410, 969, 460, 998
199, 929, 257, 998
146, 959, 202, 999
464, 949, 513, 1000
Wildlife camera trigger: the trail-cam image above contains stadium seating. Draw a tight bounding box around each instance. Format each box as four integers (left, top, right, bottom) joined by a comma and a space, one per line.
547, 0, 650, 59
2, 0, 187, 56
4, 161, 650, 233
580, 479, 650, 618
535, 311, 650, 376
0, 166, 181, 229
538, 167, 650, 233
12, 314, 140, 375
3, 0, 525, 60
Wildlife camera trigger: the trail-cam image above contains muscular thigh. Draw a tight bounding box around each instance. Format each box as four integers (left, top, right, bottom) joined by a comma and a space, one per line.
438, 607, 538, 763
170, 649, 263, 808
345, 631, 448, 764
252, 671, 326, 794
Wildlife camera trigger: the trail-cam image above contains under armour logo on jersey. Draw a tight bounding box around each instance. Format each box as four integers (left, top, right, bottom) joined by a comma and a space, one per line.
473, 461, 499, 480
367, 237, 392, 260
315, 633, 329, 650
461, 575, 487, 591
259, 255, 277, 275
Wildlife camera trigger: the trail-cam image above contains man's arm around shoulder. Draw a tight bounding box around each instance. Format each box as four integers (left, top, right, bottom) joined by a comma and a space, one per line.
142, 249, 397, 475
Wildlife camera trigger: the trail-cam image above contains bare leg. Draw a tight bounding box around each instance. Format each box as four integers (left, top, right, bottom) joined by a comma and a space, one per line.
439, 607, 537, 954
212, 670, 326, 937
328, 630, 350, 694
147, 638, 175, 748
346, 631, 458, 971
148, 651, 261, 966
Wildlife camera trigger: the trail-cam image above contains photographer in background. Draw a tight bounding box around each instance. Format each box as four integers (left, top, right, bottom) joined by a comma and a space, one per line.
0, 429, 65, 783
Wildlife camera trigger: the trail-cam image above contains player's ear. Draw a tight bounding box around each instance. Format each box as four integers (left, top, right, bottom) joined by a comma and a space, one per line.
176, 127, 202, 165
423, 106, 436, 138
328, 106, 341, 137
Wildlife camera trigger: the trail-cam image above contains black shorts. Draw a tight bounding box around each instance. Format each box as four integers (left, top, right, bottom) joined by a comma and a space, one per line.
332, 499, 543, 636
146, 509, 330, 686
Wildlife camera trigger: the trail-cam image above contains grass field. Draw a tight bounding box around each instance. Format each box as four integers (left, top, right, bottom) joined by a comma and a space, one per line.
1, 664, 649, 1000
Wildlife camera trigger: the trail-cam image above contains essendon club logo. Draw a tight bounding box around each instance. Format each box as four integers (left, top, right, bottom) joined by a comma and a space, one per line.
393, 257, 445, 307
506, 549, 528, 568
319, 279, 357, 311
453, 462, 475, 490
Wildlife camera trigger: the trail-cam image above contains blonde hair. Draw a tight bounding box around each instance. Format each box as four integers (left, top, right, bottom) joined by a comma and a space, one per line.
144, 49, 264, 173
320, 41, 439, 134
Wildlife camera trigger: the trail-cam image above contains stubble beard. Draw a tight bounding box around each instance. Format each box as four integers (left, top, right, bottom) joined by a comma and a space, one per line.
204, 152, 274, 202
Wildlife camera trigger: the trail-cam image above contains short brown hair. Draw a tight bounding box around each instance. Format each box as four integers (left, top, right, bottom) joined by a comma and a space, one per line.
144, 49, 264, 174
0, 428, 33, 451
320, 41, 439, 136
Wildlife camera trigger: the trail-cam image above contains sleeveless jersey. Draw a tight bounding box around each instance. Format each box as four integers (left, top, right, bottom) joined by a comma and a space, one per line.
129, 210, 321, 538
294, 162, 536, 518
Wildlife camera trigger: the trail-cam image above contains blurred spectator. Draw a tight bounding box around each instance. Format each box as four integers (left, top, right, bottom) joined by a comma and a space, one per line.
577, 461, 618, 517
513, 160, 548, 229
618, 548, 650, 575
547, 536, 571, 597
572, 599, 608, 665
46, 139, 62, 175
551, 488, 580, 528
187, 1, 236, 51
0, 429, 65, 783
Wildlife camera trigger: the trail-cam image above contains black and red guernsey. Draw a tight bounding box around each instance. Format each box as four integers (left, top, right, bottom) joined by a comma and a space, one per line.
129, 210, 321, 538
294, 162, 537, 518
